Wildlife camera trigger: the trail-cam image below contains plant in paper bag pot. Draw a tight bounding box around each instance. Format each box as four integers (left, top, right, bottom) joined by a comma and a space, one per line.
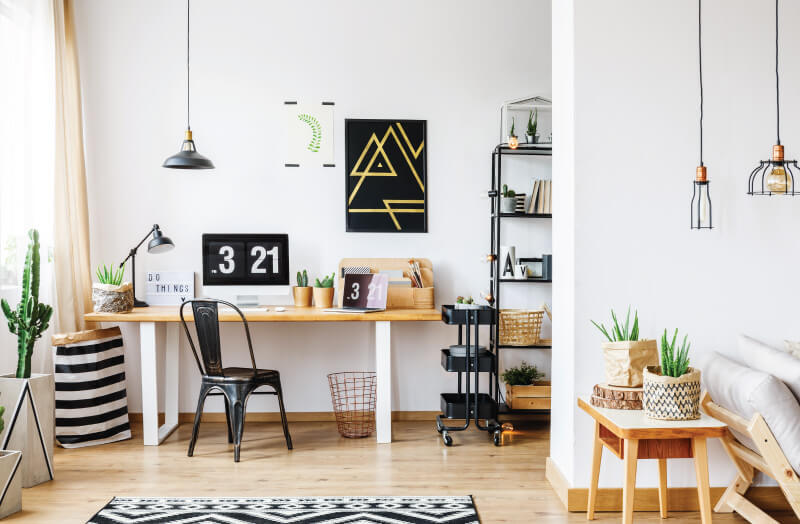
591, 307, 658, 387
643, 329, 701, 420
92, 263, 133, 313
0, 229, 55, 487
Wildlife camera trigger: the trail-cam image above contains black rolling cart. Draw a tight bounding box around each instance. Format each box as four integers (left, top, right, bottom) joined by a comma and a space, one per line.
436, 305, 504, 446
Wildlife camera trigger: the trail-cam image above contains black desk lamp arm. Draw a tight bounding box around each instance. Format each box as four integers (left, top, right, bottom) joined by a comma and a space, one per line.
120, 224, 159, 267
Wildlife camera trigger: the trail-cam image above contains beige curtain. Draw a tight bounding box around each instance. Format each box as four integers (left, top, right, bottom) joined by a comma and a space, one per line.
53, 0, 93, 333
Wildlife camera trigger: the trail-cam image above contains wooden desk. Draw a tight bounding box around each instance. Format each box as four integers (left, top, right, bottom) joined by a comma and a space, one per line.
85, 306, 440, 446
578, 396, 727, 524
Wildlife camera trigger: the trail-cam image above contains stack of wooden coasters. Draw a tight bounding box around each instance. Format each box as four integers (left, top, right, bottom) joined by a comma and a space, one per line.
590, 383, 643, 410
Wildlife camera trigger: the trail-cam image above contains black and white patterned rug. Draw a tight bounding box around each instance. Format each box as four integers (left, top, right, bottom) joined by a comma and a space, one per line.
87, 496, 480, 523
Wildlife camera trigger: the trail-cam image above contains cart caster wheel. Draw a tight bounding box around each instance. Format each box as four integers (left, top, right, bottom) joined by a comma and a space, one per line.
493, 430, 502, 446
436, 426, 443, 434
442, 432, 453, 447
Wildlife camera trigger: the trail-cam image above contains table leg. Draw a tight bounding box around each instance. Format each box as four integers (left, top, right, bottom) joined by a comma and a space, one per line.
160, 322, 180, 443
692, 437, 712, 524
622, 438, 639, 524
658, 458, 668, 519
587, 421, 602, 520
140, 322, 159, 446
375, 321, 391, 444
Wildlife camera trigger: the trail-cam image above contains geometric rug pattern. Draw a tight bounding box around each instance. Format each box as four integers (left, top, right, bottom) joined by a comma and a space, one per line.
87, 496, 480, 523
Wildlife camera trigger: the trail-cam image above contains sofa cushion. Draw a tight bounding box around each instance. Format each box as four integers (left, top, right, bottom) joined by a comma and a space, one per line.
738, 334, 800, 402
785, 340, 800, 360
703, 352, 800, 474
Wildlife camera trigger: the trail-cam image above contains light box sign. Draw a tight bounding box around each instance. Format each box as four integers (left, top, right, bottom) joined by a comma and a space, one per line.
145, 271, 195, 305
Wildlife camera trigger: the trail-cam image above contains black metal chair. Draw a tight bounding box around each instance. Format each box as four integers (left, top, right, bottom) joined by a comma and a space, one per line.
180, 299, 292, 462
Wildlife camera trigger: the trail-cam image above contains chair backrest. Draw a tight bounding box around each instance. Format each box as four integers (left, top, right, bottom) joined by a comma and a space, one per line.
179, 299, 257, 377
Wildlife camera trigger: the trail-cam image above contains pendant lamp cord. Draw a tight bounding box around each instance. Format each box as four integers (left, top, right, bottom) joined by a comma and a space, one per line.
698, 0, 704, 166
775, 0, 780, 145
186, 0, 191, 131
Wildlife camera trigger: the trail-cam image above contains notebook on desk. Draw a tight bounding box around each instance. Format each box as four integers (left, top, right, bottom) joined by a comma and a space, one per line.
324, 274, 389, 313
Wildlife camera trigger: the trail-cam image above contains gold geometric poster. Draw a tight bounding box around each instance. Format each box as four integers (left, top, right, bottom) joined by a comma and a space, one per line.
345, 119, 427, 232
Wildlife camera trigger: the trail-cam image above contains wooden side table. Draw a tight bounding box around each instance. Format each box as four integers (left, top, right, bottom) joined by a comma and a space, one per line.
578, 396, 727, 523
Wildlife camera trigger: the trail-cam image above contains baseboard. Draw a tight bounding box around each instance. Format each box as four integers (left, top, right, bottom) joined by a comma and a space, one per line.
545, 457, 791, 512
128, 411, 441, 424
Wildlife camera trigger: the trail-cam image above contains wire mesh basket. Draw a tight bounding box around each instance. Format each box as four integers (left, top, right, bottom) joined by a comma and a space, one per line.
327, 372, 377, 438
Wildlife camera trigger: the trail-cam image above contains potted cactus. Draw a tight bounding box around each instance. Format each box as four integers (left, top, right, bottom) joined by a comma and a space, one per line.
591, 307, 658, 387
92, 263, 132, 313
0, 406, 21, 518
0, 229, 55, 487
643, 329, 701, 420
501, 184, 517, 214
293, 269, 312, 307
526, 109, 539, 144
313, 272, 335, 309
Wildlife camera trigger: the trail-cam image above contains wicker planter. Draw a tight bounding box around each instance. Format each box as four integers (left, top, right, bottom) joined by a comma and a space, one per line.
292, 286, 313, 307
499, 309, 544, 346
313, 287, 334, 309
92, 282, 133, 313
642, 366, 701, 421
601, 339, 658, 387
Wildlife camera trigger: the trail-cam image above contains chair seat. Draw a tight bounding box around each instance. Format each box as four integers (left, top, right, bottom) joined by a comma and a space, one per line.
203, 367, 280, 383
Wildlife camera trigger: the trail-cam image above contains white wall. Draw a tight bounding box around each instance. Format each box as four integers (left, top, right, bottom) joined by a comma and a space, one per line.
553, 0, 800, 489
73, 0, 553, 413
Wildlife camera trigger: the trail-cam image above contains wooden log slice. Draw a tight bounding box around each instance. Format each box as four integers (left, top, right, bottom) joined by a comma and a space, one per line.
591, 383, 644, 410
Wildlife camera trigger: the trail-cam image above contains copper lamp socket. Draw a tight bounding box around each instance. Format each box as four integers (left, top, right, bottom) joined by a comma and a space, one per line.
772, 144, 784, 162
695, 166, 707, 182
184, 129, 193, 141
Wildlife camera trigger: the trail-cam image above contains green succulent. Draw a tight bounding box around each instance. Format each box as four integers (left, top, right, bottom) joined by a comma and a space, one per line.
660, 329, 691, 377
314, 272, 335, 288
591, 306, 640, 342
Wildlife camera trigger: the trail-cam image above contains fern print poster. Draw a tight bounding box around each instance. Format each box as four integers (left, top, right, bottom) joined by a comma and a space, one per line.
284, 101, 335, 167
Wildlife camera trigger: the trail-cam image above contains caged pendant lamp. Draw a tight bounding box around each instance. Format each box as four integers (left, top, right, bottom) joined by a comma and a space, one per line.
747, 0, 798, 195
163, 0, 214, 169
691, 0, 712, 229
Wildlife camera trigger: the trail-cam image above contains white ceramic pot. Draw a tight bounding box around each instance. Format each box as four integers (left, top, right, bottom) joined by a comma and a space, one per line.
500, 197, 517, 214
0, 374, 54, 487
0, 451, 21, 517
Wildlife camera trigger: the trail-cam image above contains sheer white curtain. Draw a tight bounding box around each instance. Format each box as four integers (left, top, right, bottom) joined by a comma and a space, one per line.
0, 0, 56, 374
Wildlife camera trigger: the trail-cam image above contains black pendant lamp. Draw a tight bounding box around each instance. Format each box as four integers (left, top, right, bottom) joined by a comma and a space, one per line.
691, 0, 712, 229
163, 0, 214, 169
747, 0, 798, 195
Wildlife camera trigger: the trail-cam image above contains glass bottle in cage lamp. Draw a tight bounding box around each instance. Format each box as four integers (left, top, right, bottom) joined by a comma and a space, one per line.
765, 145, 792, 194
691, 166, 712, 229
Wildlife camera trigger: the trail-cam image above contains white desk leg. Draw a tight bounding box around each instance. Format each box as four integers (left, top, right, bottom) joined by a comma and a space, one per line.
140, 322, 159, 446
160, 322, 180, 443
375, 321, 392, 443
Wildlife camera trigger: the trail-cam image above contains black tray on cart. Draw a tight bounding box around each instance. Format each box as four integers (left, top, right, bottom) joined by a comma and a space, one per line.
441, 305, 496, 325
440, 348, 494, 373
440, 393, 498, 420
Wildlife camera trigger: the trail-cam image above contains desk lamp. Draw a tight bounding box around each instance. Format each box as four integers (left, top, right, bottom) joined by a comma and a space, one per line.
121, 224, 175, 308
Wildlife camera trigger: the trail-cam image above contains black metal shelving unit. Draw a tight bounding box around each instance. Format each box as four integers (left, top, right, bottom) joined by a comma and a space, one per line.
436, 305, 504, 446
489, 142, 552, 415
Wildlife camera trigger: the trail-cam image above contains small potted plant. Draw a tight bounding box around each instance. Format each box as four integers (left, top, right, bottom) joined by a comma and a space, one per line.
591, 307, 658, 387
313, 272, 335, 309
643, 329, 701, 420
526, 109, 539, 144
501, 361, 550, 410
293, 269, 312, 307
501, 184, 517, 214
454, 296, 481, 310
508, 117, 519, 149
92, 263, 132, 313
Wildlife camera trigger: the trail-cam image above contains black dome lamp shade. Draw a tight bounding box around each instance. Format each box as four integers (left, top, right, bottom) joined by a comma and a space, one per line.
163, 0, 214, 170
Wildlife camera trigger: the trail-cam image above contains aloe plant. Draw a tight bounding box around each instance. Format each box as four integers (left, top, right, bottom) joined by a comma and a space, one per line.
591, 306, 640, 342
96, 263, 126, 286
314, 272, 335, 288
509, 117, 516, 137
527, 109, 538, 137
1, 230, 54, 378
660, 329, 691, 377
296, 269, 309, 287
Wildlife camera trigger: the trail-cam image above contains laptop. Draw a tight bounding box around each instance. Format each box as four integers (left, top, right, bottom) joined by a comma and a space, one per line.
324, 273, 389, 313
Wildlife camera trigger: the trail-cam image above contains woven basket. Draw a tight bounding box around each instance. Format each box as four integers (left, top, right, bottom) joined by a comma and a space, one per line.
499, 309, 544, 346
642, 366, 701, 420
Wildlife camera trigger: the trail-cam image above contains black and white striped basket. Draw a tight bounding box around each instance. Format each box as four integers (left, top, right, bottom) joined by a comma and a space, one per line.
51, 327, 131, 448
642, 366, 701, 421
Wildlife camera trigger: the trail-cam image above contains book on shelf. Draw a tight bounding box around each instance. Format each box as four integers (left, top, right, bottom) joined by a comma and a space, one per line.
526, 179, 552, 215
527, 181, 541, 213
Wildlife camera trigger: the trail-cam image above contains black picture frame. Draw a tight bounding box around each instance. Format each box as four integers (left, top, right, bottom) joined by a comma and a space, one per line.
202, 233, 289, 286
345, 119, 427, 233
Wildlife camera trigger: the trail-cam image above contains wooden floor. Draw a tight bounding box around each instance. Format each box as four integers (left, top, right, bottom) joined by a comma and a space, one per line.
9, 420, 790, 523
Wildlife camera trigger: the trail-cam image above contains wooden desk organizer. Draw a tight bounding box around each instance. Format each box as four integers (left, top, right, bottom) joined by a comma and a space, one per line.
337, 258, 434, 309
